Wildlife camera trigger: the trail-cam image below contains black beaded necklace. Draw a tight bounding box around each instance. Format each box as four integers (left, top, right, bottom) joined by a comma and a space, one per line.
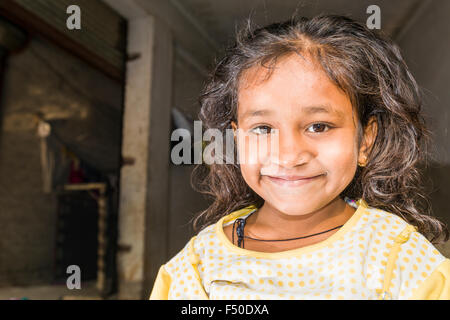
231, 209, 344, 249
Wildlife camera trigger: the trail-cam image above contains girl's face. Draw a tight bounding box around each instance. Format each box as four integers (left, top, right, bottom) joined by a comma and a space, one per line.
232, 54, 373, 215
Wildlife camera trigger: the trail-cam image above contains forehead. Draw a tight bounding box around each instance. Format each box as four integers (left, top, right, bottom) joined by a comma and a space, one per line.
237, 53, 355, 122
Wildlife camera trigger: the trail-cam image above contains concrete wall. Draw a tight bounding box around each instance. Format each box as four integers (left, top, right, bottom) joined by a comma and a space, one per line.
0, 35, 123, 286
396, 0, 450, 255
167, 52, 209, 258
103, 0, 213, 298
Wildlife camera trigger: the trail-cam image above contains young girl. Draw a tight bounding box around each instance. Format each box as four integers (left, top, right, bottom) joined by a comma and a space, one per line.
150, 15, 450, 300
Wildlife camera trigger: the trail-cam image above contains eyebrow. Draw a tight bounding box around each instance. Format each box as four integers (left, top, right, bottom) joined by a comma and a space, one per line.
240, 104, 345, 121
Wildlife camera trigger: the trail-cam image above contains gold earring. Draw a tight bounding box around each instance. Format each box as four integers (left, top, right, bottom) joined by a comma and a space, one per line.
358, 161, 366, 167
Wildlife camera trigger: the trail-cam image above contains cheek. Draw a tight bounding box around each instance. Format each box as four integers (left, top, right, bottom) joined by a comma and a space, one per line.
318, 134, 358, 182
235, 136, 263, 187
239, 163, 261, 190
236, 134, 275, 170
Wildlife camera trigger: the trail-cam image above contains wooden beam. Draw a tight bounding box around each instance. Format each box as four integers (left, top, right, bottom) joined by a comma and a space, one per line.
0, 0, 124, 82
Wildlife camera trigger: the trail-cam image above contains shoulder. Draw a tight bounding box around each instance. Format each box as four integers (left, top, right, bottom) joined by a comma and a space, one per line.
370, 206, 447, 298
394, 225, 447, 298
366, 207, 447, 264
351, 204, 411, 248
361, 204, 446, 262
408, 258, 450, 299
154, 225, 218, 299
353, 204, 447, 298
358, 205, 410, 234
163, 223, 217, 275
355, 204, 436, 249
163, 205, 256, 275
185, 205, 258, 260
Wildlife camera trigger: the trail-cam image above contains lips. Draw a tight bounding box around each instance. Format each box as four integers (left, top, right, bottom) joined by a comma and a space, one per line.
264, 174, 323, 187
268, 175, 320, 180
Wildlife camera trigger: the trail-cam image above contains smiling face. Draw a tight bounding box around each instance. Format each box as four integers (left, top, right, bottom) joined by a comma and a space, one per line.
232, 53, 373, 216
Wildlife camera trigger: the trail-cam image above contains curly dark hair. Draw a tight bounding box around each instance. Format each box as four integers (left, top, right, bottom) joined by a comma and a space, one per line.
190, 14, 449, 244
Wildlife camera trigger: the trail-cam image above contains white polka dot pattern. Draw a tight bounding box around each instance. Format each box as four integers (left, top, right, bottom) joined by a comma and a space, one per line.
161, 199, 447, 300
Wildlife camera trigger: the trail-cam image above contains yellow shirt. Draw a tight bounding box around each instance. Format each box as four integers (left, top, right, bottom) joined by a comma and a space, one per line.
150, 198, 450, 300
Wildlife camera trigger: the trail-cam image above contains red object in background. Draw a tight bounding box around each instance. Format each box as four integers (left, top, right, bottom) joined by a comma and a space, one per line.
69, 158, 84, 183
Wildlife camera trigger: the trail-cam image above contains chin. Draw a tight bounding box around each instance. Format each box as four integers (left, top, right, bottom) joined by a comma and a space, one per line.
266, 199, 320, 216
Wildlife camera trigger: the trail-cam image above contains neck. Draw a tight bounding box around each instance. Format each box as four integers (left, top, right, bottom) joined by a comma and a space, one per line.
246, 197, 355, 239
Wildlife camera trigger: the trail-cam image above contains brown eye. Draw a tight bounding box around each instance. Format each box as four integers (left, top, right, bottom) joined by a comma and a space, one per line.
307, 123, 331, 133
251, 125, 272, 135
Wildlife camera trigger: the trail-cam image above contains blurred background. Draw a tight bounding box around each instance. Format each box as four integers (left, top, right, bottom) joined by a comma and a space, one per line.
0, 0, 448, 300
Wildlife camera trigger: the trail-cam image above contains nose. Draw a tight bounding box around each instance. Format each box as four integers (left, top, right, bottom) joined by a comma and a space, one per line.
271, 128, 311, 168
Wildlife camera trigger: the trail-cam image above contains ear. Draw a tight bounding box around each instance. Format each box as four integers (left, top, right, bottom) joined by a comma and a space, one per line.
231, 121, 238, 140
358, 116, 378, 166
